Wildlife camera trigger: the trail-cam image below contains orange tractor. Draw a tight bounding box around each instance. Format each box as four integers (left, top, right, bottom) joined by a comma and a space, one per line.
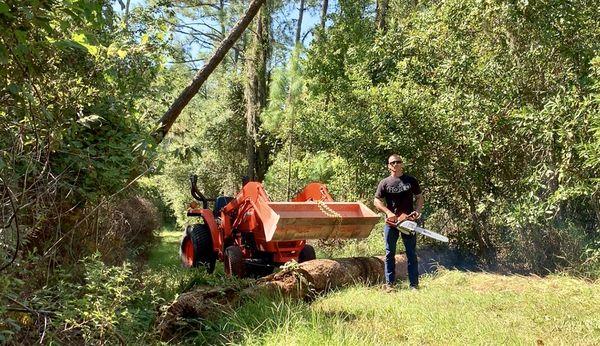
180, 175, 380, 277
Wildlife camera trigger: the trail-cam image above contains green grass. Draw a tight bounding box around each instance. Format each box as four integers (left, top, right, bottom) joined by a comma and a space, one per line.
147, 227, 183, 269
198, 270, 600, 345
143, 227, 246, 304
145, 227, 600, 345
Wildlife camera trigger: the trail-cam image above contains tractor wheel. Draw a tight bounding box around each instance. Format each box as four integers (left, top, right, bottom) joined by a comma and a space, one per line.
224, 245, 245, 278
181, 224, 216, 273
298, 244, 316, 263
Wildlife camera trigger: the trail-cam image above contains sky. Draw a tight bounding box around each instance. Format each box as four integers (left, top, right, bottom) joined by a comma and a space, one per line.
112, 0, 333, 67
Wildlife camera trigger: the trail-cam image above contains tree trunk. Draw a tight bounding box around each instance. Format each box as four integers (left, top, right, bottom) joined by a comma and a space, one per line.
320, 0, 328, 30
124, 0, 131, 28
153, 0, 266, 143
295, 0, 305, 44
467, 191, 494, 260
375, 0, 388, 31
244, 4, 271, 180
156, 254, 413, 339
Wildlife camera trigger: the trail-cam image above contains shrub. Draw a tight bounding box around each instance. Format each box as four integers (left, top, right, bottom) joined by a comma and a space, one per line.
31, 253, 146, 344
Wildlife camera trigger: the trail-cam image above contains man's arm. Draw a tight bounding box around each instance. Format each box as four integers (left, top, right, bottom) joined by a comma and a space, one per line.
412, 193, 424, 219
374, 197, 397, 222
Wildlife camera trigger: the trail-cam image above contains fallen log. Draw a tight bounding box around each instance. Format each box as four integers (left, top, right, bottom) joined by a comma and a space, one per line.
157, 254, 411, 340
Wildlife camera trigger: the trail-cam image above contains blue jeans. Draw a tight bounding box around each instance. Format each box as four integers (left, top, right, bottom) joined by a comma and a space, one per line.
384, 224, 418, 287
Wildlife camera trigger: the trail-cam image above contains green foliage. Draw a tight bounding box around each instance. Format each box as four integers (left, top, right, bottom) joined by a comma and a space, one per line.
0, 0, 170, 273
314, 222, 386, 259
0, 3, 171, 341
3, 0, 600, 341
0, 0, 164, 197
1, 253, 153, 344
265, 151, 361, 202
293, 0, 600, 270
146, 68, 248, 226
24, 249, 185, 345
580, 239, 600, 278
52, 253, 138, 343
0, 274, 22, 343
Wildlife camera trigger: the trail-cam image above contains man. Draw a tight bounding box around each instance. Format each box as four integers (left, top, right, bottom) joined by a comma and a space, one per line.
374, 154, 424, 290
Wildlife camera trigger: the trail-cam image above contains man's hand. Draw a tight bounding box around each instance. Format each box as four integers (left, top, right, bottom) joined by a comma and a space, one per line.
386, 213, 410, 227
385, 215, 397, 227
386, 212, 397, 223
408, 211, 421, 221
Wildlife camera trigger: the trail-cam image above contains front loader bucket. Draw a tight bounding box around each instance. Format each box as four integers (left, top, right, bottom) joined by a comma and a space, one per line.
254, 199, 380, 242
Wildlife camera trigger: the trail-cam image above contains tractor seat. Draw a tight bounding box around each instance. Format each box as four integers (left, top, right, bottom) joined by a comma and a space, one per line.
213, 196, 234, 217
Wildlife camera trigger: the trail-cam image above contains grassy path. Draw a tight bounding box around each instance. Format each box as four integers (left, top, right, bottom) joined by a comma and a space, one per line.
148, 228, 183, 269
149, 228, 600, 345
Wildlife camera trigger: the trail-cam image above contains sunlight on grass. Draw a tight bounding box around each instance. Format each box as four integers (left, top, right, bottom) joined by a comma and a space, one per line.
147, 227, 183, 269
218, 270, 600, 345
143, 227, 234, 307
145, 227, 600, 345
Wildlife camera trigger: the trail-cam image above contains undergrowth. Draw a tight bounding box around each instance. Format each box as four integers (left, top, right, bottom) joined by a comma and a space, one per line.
0, 227, 219, 345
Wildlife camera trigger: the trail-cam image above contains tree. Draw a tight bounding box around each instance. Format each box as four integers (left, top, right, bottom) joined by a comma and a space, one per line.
154, 0, 267, 143
299, 0, 600, 269
375, 0, 388, 31
320, 0, 328, 30
244, 2, 272, 181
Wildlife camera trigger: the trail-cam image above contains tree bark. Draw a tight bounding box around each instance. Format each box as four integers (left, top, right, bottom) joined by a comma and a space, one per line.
295, 0, 305, 44
375, 0, 388, 31
157, 254, 412, 339
153, 0, 267, 143
244, 4, 271, 181
320, 0, 328, 30
124, 0, 131, 28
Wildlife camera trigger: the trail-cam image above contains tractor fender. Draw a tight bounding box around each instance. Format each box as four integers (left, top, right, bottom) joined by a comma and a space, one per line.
194, 209, 223, 256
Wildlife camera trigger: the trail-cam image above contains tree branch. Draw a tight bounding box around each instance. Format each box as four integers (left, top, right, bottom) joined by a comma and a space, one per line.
154, 0, 267, 143
0, 177, 19, 273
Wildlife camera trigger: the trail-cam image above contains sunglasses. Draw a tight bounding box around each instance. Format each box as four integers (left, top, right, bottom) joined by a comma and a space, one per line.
388, 160, 402, 165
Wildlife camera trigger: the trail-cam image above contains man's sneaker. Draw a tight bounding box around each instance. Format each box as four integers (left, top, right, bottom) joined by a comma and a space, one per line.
409, 285, 419, 291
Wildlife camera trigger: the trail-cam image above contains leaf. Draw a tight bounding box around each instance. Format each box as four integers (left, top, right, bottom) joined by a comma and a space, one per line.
0, 45, 7, 64
7, 84, 19, 94
14, 30, 27, 44
77, 114, 104, 128
71, 32, 99, 56
0, 2, 10, 15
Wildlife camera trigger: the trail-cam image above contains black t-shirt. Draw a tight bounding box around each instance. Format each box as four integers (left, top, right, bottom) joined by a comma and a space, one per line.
375, 174, 421, 215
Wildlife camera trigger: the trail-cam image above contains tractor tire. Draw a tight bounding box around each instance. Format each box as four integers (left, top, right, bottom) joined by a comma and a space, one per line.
298, 244, 316, 263
224, 245, 245, 278
181, 224, 216, 273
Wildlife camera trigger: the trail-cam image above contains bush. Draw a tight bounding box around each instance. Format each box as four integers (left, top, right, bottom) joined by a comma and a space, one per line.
26, 253, 162, 345
114, 195, 162, 260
